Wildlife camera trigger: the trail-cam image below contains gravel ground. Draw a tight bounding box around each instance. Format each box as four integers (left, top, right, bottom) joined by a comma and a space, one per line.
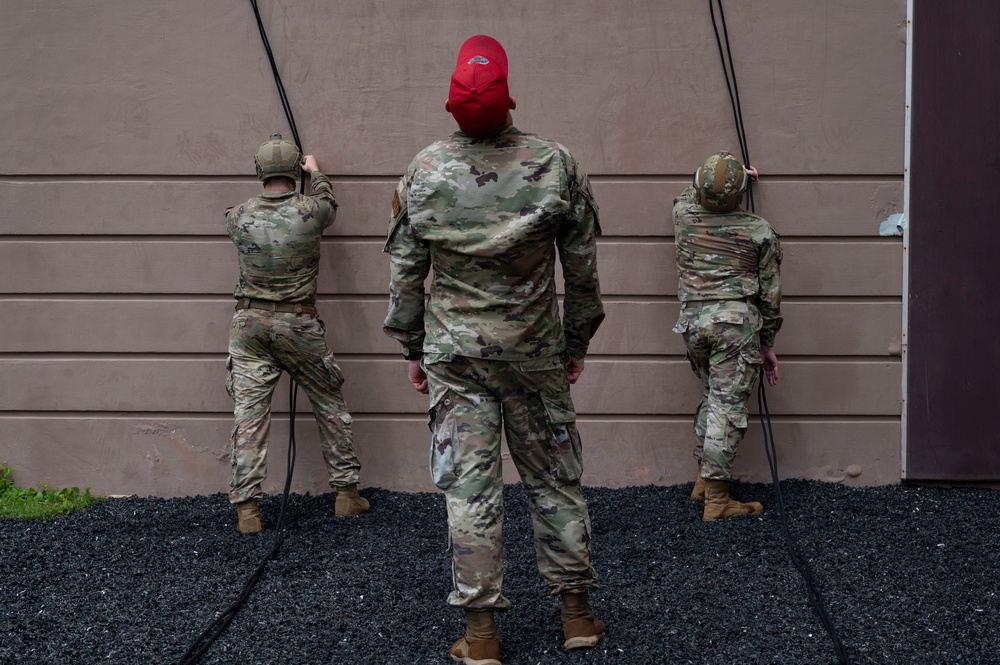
2, 480, 999, 665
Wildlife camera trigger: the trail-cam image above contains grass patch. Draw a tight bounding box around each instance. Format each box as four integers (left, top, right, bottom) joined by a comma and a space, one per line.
0, 463, 105, 519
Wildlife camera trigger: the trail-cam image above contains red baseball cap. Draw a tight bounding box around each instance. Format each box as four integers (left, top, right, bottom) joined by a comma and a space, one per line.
447, 35, 511, 135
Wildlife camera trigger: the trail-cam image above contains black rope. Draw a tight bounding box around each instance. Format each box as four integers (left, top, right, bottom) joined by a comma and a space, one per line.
175, 2, 304, 663
709, 0, 755, 213
758, 383, 850, 664
250, 0, 306, 193
176, 386, 298, 665
709, 1, 849, 662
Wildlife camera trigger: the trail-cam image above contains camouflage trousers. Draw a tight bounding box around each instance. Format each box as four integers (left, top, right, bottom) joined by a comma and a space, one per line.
226, 308, 360, 504
423, 354, 599, 610
677, 301, 763, 481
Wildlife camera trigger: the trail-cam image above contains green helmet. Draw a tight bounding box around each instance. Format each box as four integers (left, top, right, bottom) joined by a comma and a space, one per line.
694, 151, 747, 212
254, 132, 301, 182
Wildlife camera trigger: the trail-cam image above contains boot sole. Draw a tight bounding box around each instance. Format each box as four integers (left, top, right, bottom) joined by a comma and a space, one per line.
237, 522, 264, 533
703, 503, 764, 521
564, 632, 605, 650
335, 499, 371, 517
450, 636, 501, 665
451, 654, 501, 665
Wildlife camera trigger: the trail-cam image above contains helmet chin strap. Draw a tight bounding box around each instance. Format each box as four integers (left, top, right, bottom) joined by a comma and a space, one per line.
693, 167, 708, 208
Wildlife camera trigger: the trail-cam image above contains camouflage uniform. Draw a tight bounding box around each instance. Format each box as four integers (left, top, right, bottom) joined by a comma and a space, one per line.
384, 125, 604, 609
225, 171, 361, 504
673, 185, 782, 481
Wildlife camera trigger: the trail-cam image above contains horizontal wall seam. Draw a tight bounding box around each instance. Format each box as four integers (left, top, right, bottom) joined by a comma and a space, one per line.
0, 413, 903, 423
0, 295, 905, 304
0, 174, 906, 183
0, 236, 908, 244
0, 354, 902, 363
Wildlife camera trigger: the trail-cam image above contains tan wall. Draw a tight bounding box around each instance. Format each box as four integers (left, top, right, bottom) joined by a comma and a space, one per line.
0, 0, 906, 496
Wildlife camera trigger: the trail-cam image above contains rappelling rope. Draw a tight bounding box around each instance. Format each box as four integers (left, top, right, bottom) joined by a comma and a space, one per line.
708, 2, 850, 663
174, 2, 304, 663
250, 0, 305, 193
709, 0, 754, 213
176, 388, 298, 665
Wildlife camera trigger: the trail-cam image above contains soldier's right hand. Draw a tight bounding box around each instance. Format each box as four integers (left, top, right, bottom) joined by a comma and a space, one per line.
301, 155, 320, 174
566, 357, 585, 384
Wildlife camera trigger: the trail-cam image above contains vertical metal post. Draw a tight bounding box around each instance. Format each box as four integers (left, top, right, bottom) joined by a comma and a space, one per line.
899, 0, 913, 479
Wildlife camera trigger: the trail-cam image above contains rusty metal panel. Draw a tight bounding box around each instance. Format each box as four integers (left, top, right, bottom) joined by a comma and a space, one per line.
907, 0, 1000, 479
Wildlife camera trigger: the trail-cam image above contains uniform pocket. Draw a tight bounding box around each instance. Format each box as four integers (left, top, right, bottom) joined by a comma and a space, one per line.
519, 356, 564, 373
739, 345, 763, 366
428, 388, 461, 490
709, 310, 746, 325
747, 304, 763, 333
540, 390, 577, 425
539, 391, 583, 482
322, 355, 346, 388
672, 308, 695, 334
723, 411, 749, 444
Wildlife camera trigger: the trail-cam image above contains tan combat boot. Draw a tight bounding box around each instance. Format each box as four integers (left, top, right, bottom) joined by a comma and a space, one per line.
450, 609, 501, 665
236, 498, 263, 533
702, 479, 763, 521
561, 591, 606, 650
691, 463, 707, 502
334, 483, 370, 517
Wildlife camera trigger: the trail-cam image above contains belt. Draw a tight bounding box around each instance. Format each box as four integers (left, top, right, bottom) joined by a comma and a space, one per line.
235, 298, 317, 315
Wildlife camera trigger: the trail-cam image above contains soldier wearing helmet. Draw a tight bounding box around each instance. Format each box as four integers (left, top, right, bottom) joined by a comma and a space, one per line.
225, 133, 369, 534
254, 132, 303, 182
673, 151, 782, 521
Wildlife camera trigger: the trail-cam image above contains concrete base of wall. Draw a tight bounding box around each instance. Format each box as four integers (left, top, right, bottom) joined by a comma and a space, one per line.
0, 417, 900, 497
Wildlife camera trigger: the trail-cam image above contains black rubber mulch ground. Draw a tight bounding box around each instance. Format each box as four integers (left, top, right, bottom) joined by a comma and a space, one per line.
2, 480, 999, 665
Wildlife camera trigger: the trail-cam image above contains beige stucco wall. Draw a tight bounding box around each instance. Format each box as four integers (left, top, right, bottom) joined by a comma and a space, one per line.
0, 0, 906, 496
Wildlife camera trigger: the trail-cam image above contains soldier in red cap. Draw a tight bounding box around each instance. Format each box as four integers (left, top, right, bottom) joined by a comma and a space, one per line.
384, 35, 606, 664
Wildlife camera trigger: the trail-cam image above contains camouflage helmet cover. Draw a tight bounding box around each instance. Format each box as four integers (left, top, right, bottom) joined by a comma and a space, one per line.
254, 132, 301, 182
694, 151, 747, 212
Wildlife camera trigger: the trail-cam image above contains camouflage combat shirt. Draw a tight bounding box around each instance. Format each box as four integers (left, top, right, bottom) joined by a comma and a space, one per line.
227, 172, 337, 305
383, 125, 604, 361
672, 186, 783, 347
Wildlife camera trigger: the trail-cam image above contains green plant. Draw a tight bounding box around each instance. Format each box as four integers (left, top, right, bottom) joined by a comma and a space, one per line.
0, 463, 105, 520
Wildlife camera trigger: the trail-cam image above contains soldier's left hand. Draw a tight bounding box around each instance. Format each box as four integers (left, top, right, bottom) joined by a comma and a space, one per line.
408, 360, 428, 394
761, 346, 778, 386
566, 357, 585, 384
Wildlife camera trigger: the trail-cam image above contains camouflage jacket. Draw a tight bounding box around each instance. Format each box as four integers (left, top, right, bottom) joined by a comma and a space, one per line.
226, 172, 337, 305
383, 125, 604, 362
672, 186, 783, 347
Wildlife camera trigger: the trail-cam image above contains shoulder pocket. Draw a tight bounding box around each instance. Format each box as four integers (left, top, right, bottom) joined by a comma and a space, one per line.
578, 172, 602, 236
383, 178, 409, 252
